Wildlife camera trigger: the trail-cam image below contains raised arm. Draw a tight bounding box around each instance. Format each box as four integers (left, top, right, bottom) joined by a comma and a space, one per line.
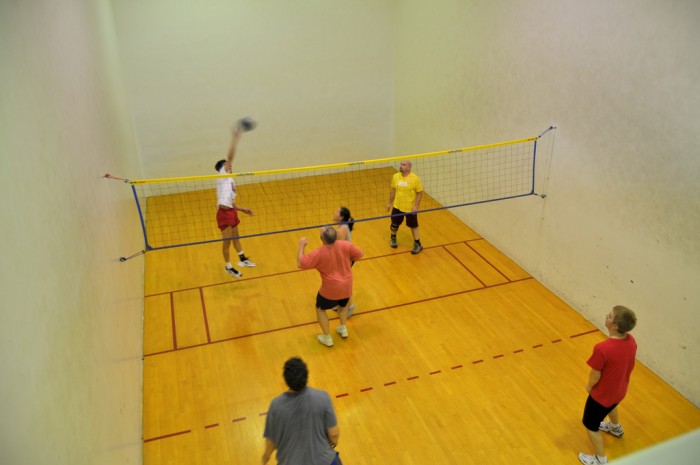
224, 127, 242, 171
297, 237, 308, 268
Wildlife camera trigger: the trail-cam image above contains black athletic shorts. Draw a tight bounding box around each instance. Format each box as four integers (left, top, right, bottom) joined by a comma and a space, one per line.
582, 395, 618, 431
316, 293, 350, 311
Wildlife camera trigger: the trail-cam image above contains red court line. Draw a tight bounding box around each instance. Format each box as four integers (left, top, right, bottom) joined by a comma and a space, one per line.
143, 278, 534, 357
200, 288, 211, 343
204, 423, 218, 429
442, 245, 487, 287
571, 329, 599, 338
145, 330, 600, 444
144, 429, 191, 443
144, 245, 472, 297
464, 240, 512, 282
259, 412, 268, 417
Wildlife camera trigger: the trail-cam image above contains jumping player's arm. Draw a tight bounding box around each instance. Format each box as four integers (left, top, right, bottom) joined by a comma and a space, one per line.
224, 127, 242, 172
585, 368, 602, 393
236, 206, 254, 216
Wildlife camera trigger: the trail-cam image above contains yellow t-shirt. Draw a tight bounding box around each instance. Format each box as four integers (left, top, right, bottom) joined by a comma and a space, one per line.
391, 172, 423, 212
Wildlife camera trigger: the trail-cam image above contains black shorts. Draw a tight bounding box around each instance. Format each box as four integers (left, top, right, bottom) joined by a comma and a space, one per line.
316, 293, 350, 311
390, 207, 418, 229
582, 395, 618, 431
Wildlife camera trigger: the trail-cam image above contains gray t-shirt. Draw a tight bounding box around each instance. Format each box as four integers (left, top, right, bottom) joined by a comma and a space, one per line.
264, 387, 338, 465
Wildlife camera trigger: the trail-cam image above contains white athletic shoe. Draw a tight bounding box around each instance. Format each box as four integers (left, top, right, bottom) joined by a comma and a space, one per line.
317, 334, 333, 347
238, 258, 256, 267
336, 325, 348, 338
225, 266, 242, 278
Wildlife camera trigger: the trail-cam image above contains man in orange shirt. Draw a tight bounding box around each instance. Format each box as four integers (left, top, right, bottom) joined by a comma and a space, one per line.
297, 226, 364, 347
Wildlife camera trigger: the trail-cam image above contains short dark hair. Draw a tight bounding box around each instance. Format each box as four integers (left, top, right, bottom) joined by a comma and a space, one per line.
215, 159, 226, 172
612, 305, 637, 334
283, 357, 308, 391
321, 226, 337, 244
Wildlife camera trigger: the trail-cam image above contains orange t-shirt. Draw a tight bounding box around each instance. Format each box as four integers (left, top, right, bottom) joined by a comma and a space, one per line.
299, 241, 363, 299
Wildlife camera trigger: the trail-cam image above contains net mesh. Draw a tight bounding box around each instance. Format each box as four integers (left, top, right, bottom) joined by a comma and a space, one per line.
129, 136, 538, 250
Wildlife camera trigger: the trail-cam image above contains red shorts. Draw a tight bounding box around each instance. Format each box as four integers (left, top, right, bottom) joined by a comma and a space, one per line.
217, 207, 240, 230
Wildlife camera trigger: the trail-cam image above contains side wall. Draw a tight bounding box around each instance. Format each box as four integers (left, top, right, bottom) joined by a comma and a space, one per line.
0, 1, 144, 464
393, 0, 699, 404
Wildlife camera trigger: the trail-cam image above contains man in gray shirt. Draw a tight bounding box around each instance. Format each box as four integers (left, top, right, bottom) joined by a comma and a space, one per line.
262, 357, 343, 465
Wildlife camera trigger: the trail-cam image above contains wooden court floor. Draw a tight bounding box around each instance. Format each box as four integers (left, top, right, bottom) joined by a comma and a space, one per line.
142, 207, 700, 464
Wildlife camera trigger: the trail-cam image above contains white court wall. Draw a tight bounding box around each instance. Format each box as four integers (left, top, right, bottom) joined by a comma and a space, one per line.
0, 1, 144, 464
110, 0, 395, 179
393, 0, 699, 405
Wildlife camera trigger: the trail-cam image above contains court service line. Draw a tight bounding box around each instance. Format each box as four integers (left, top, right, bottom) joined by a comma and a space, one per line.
142, 329, 600, 443
143, 277, 533, 358
144, 240, 485, 298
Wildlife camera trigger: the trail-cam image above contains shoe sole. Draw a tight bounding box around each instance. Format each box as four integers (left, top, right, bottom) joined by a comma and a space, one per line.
238, 262, 256, 267
226, 270, 243, 278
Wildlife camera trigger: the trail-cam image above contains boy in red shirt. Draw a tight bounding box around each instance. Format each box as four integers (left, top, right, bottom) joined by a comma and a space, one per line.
579, 305, 638, 464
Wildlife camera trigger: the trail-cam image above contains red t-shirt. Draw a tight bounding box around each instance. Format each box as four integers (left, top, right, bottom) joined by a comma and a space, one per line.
587, 334, 637, 407
299, 241, 363, 300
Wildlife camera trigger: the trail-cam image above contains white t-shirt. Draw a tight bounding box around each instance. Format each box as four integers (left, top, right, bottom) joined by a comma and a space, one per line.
216, 166, 236, 208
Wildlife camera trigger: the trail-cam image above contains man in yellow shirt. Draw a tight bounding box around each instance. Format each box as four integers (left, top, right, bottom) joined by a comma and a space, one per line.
386, 160, 424, 254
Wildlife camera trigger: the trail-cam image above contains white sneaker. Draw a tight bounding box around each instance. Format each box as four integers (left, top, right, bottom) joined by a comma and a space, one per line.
317, 334, 333, 347
336, 325, 348, 338
599, 421, 624, 437
238, 258, 256, 267
578, 452, 606, 464
346, 304, 356, 318
225, 266, 242, 278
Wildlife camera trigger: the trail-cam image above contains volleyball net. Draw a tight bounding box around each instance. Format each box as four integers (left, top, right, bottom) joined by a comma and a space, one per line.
114, 130, 551, 254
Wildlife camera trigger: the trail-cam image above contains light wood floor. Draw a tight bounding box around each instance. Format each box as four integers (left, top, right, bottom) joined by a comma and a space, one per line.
143, 198, 700, 464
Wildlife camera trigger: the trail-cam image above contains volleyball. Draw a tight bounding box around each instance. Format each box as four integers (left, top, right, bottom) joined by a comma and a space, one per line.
238, 117, 256, 132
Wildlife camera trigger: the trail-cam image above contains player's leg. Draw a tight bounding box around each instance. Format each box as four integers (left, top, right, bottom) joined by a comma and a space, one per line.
230, 224, 256, 267
316, 294, 336, 347
335, 297, 350, 339
220, 224, 242, 278
407, 213, 423, 254
389, 208, 403, 248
